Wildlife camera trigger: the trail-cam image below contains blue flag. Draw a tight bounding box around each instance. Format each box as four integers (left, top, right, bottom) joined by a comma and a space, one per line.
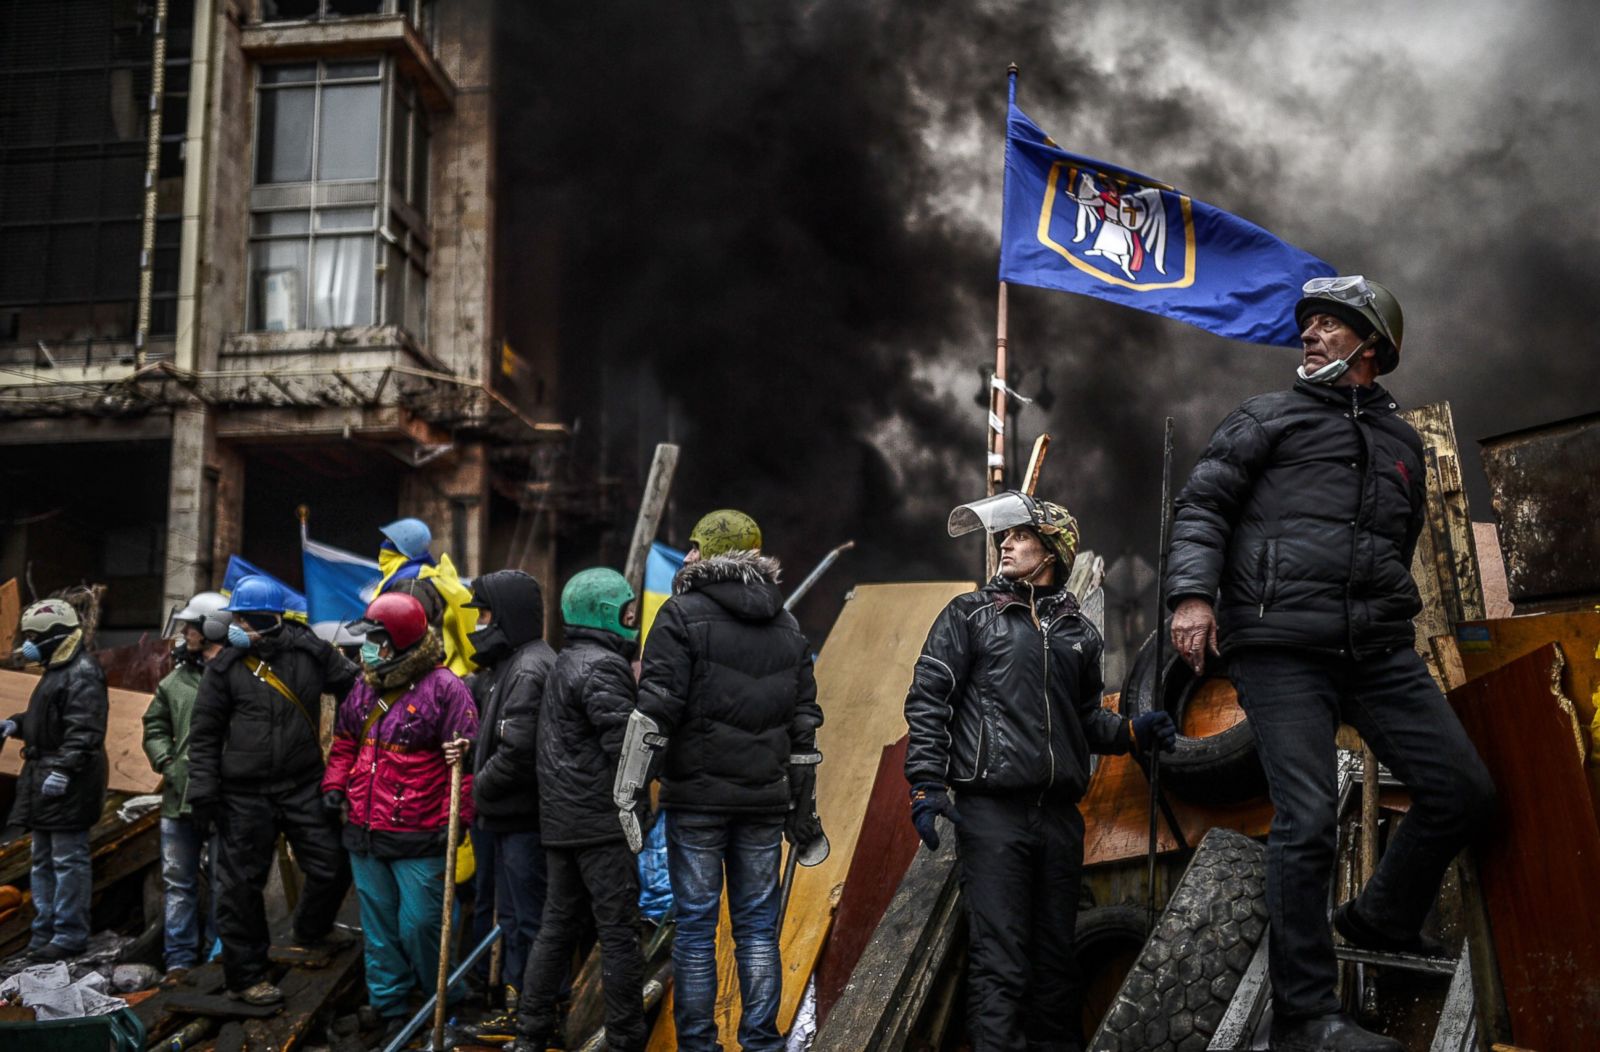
300, 528, 384, 632
220, 555, 308, 618
999, 79, 1333, 347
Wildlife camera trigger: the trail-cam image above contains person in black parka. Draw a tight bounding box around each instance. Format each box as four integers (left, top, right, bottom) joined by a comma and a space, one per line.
460, 568, 554, 1023
4, 598, 108, 962
512, 568, 645, 1052
1166, 277, 1496, 1052
186, 575, 358, 1005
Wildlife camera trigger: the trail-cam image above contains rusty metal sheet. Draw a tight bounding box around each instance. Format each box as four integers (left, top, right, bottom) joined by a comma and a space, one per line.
1479, 411, 1600, 608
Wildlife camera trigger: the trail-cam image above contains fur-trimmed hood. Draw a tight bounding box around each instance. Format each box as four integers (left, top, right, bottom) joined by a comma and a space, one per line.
673, 550, 785, 622
363, 628, 445, 690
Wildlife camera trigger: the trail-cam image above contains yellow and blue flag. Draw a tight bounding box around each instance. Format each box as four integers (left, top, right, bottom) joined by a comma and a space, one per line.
639, 542, 685, 649
999, 72, 1333, 347
221, 555, 308, 623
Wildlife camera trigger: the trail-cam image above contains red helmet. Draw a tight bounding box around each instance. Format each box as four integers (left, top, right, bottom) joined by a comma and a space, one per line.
351, 592, 429, 651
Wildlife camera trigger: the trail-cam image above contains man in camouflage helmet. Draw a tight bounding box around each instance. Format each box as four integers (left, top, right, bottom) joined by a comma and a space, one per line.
622, 509, 824, 1052
1166, 277, 1495, 1052
904, 492, 1175, 1052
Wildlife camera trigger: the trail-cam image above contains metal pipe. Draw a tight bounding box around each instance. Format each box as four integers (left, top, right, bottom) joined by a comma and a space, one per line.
783, 540, 855, 611
134, 0, 170, 368
382, 925, 502, 1052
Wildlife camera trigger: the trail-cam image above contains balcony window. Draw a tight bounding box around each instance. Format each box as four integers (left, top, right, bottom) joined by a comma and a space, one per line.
248, 58, 429, 338
260, 1, 385, 19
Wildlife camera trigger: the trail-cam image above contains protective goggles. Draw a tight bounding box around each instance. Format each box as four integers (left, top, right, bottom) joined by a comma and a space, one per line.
1300, 274, 1394, 347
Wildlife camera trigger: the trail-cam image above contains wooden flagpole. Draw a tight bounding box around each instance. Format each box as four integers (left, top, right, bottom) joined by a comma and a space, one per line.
986, 62, 1021, 579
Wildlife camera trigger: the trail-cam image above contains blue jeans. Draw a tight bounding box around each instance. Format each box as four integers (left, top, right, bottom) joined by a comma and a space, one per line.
350, 853, 463, 1018
666, 811, 784, 1052
470, 825, 548, 989
30, 828, 92, 952
160, 817, 217, 969
1229, 646, 1496, 1019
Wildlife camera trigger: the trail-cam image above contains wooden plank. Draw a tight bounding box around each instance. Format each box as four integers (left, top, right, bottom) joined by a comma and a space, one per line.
1473, 523, 1514, 619
0, 667, 162, 794
645, 581, 973, 1051
0, 579, 18, 658
810, 834, 960, 1050
621, 442, 680, 600
164, 993, 281, 1019
1448, 644, 1600, 1051
813, 736, 920, 1024
1082, 693, 1274, 865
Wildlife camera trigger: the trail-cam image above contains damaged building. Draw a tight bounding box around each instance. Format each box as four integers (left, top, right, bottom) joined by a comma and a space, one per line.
0, 0, 566, 639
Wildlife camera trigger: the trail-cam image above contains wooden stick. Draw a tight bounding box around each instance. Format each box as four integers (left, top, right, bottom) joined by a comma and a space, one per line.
985, 282, 1010, 580
433, 761, 464, 1050
622, 443, 681, 600
1021, 434, 1050, 496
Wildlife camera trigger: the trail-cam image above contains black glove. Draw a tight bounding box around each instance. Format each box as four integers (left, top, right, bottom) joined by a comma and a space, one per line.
786, 761, 823, 849
188, 797, 219, 840
1132, 711, 1178, 755
322, 789, 347, 817
909, 783, 960, 851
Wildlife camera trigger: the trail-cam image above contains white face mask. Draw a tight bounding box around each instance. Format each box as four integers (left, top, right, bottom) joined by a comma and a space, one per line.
1297, 333, 1377, 385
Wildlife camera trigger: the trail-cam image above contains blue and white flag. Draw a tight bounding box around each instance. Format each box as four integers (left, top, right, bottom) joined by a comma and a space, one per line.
300, 527, 384, 639
999, 75, 1333, 347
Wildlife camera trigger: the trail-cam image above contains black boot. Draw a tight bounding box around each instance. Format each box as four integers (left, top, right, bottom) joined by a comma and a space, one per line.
1270, 1011, 1402, 1051
1333, 900, 1448, 958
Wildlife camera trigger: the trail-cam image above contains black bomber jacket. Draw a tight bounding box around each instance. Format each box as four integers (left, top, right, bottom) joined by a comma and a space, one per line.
903, 579, 1130, 800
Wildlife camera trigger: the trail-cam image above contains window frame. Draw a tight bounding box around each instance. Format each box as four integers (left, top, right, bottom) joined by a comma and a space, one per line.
246, 55, 431, 339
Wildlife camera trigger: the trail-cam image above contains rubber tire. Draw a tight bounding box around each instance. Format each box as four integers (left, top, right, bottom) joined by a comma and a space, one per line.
1075, 905, 1151, 1040
1088, 828, 1269, 1052
1120, 626, 1266, 806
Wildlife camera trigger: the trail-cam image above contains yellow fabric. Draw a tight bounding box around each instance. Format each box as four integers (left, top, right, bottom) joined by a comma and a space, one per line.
455, 834, 476, 884
377, 550, 478, 677
639, 589, 670, 650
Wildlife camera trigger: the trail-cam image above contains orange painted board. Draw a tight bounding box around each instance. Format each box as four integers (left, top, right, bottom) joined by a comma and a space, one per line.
0, 667, 161, 795
646, 581, 973, 1051
1082, 692, 1274, 864
1449, 644, 1600, 1051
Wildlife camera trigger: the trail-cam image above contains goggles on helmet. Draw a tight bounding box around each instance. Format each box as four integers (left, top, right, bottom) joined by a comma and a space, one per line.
1300, 274, 1395, 348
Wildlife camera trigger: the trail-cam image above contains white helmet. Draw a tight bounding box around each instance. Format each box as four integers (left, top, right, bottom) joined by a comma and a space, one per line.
174, 591, 231, 643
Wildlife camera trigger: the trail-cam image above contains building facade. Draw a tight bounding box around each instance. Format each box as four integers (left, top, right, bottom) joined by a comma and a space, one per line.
0, 0, 561, 642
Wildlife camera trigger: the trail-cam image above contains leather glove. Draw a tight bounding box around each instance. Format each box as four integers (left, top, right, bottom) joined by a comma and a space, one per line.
909, 783, 961, 851
1131, 711, 1179, 755
41, 770, 70, 797
785, 762, 823, 849
322, 789, 347, 817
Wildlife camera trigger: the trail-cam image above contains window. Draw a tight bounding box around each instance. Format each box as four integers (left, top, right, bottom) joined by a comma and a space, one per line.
248, 58, 430, 336
260, 0, 385, 19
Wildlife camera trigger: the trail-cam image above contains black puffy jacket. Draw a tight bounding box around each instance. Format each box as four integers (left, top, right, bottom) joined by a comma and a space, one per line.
536, 628, 635, 847
1165, 380, 1427, 659
904, 580, 1130, 800
637, 551, 822, 815
188, 622, 357, 800
6, 633, 108, 831
465, 569, 553, 833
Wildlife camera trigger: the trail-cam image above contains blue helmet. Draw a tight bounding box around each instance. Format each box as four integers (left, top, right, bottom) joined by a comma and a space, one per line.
223, 575, 292, 614
380, 517, 433, 560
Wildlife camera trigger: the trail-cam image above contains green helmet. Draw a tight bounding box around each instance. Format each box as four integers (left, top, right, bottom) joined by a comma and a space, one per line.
1033, 499, 1081, 574
1295, 277, 1405, 374
689, 509, 762, 560
561, 568, 638, 643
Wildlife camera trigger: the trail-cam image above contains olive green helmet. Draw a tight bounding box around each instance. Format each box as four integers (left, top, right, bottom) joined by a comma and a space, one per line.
1033, 499, 1081, 573
561, 567, 638, 643
689, 509, 762, 560
947, 492, 1080, 574
1295, 276, 1405, 374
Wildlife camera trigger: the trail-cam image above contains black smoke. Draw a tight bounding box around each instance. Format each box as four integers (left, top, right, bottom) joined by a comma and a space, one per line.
495, 1, 1600, 640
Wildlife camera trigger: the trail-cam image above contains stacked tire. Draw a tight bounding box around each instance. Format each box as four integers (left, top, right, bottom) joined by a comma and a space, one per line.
1088, 829, 1268, 1052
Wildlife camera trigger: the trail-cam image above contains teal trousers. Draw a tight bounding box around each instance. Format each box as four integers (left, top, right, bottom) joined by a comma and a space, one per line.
350, 853, 462, 1018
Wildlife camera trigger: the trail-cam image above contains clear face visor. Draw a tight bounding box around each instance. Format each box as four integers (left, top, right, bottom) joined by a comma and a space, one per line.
947, 492, 1039, 538
1301, 274, 1395, 348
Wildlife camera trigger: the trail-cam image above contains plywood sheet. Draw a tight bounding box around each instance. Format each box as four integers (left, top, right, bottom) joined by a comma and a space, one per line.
1082, 693, 1273, 865
1448, 644, 1600, 1051
813, 735, 921, 1024
646, 581, 972, 1051
0, 579, 18, 657
0, 668, 161, 795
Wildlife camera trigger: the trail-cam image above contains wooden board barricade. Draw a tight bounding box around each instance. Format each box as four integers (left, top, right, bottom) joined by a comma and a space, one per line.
1449, 644, 1600, 1051
0, 579, 18, 658
0, 667, 162, 795
646, 581, 972, 1051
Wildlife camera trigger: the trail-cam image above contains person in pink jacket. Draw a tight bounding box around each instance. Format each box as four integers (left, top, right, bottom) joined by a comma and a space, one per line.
323, 592, 478, 1033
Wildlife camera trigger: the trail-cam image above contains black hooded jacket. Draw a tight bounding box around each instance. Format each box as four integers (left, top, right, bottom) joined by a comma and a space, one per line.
903, 578, 1130, 800
188, 621, 357, 800
465, 570, 554, 833
536, 628, 636, 847
7, 633, 108, 831
637, 551, 822, 815
1164, 380, 1427, 659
